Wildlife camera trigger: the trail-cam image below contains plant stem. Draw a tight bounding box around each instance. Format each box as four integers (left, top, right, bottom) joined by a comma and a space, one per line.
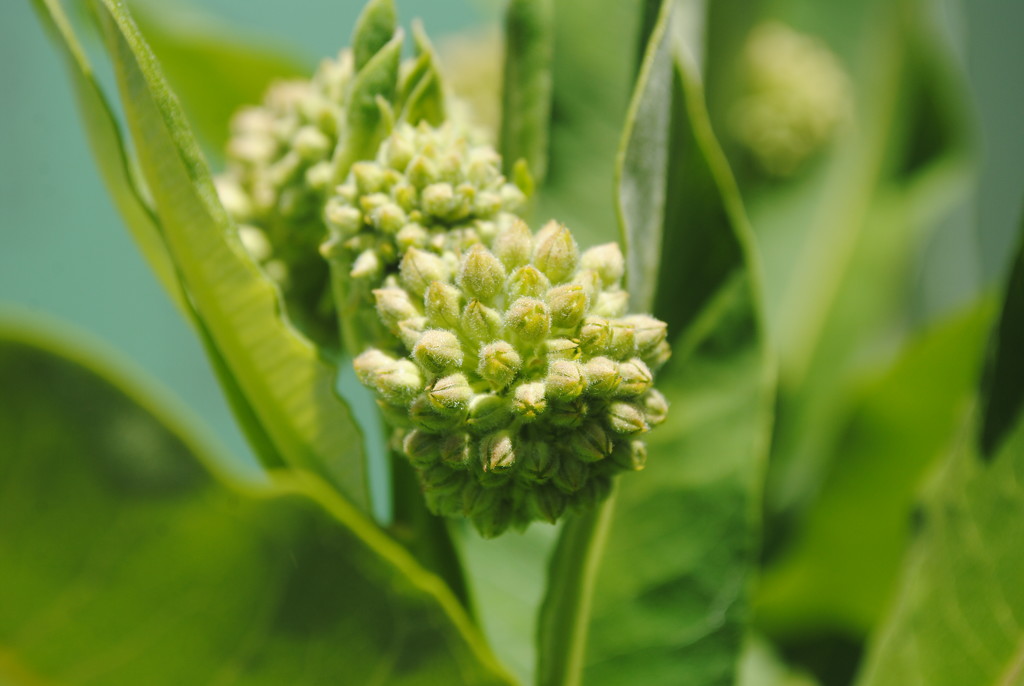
389, 450, 475, 617
535, 483, 618, 686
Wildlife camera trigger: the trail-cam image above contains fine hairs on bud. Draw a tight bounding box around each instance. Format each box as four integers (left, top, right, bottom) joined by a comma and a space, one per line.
413, 329, 464, 373
533, 221, 579, 283
457, 244, 507, 302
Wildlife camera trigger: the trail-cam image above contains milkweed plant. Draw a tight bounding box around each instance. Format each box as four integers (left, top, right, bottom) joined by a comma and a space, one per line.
4, 0, 1023, 684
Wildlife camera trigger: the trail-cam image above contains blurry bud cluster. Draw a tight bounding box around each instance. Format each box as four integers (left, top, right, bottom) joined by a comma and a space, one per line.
730, 21, 851, 177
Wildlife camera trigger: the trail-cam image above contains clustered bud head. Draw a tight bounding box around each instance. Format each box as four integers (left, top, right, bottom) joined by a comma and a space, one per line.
321, 122, 528, 351
351, 210, 671, 536
215, 51, 357, 341
730, 21, 851, 177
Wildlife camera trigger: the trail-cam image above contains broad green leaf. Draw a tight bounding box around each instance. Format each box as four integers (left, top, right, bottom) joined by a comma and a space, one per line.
0, 322, 513, 686
543, 1, 774, 684
352, 0, 397, 71
756, 299, 996, 637
31, 0, 287, 474
855, 212, 1024, 685
333, 31, 402, 183
129, 0, 307, 158
500, 0, 553, 184
93, 0, 371, 513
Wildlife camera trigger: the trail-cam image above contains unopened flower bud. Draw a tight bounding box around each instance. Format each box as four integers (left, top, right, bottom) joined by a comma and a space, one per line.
410, 393, 465, 431
547, 284, 589, 328
571, 421, 612, 462
350, 249, 383, 280
493, 218, 534, 269
579, 316, 611, 355
403, 429, 442, 467
462, 300, 504, 343
623, 314, 668, 354
396, 223, 429, 252
617, 358, 653, 396
505, 298, 551, 344
545, 338, 581, 360
606, 400, 650, 434
553, 454, 588, 493
373, 288, 419, 329
440, 432, 472, 468
533, 221, 579, 283
423, 183, 465, 220
292, 125, 331, 160
643, 339, 673, 371
353, 349, 396, 385
527, 485, 567, 523
458, 244, 507, 302
518, 440, 556, 483
428, 373, 474, 412
406, 154, 439, 188
477, 341, 522, 388
592, 290, 629, 318
370, 202, 407, 234
584, 356, 621, 395
507, 265, 551, 301
424, 281, 462, 329
548, 398, 588, 428
397, 316, 429, 350
513, 382, 547, 420
373, 359, 424, 404
580, 243, 625, 286
413, 329, 464, 373
467, 393, 511, 433
352, 161, 387, 194
400, 248, 450, 296
480, 431, 516, 472
641, 389, 669, 426
546, 360, 586, 400
611, 439, 648, 471
474, 499, 513, 538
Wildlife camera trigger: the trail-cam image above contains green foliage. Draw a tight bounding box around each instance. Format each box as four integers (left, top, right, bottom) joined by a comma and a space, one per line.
0, 322, 512, 685
11, 0, 1022, 684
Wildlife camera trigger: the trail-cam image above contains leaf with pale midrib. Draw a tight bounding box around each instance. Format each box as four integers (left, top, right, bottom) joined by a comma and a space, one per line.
0, 324, 513, 686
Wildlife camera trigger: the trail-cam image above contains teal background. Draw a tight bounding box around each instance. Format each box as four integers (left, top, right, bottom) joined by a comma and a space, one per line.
1, 0, 1021, 464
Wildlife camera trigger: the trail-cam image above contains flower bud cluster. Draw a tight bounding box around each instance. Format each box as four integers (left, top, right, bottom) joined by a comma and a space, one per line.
216, 50, 356, 340
321, 121, 528, 350
730, 22, 850, 177
353, 218, 670, 536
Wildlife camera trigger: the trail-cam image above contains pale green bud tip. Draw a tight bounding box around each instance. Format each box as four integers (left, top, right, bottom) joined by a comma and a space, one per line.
505, 297, 551, 344
533, 221, 579, 283
547, 284, 589, 329
580, 242, 625, 286
606, 400, 649, 435
478, 341, 522, 388
546, 360, 586, 400
428, 373, 474, 412
424, 281, 462, 329
462, 300, 504, 343
494, 218, 534, 269
401, 248, 449, 296
513, 382, 547, 420
458, 244, 507, 302
373, 288, 419, 328
413, 329, 464, 373
481, 431, 516, 472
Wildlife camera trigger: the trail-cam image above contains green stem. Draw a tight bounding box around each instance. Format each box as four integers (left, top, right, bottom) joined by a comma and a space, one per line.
388, 449, 476, 618
535, 483, 618, 686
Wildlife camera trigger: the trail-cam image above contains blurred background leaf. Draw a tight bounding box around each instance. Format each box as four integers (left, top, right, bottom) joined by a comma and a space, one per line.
0, 319, 512, 685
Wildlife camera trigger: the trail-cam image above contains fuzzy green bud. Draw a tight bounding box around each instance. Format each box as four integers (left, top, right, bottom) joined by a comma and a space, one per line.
606, 400, 650, 434
623, 314, 669, 354
458, 244, 507, 302
546, 360, 586, 400
583, 356, 621, 395
527, 485, 567, 523
545, 338, 581, 360
374, 288, 420, 330
611, 439, 648, 471
400, 248, 450, 296
440, 433, 472, 468
618, 358, 654, 396
505, 297, 551, 344
467, 393, 511, 434
507, 265, 551, 301
373, 359, 424, 405
580, 242, 625, 286
579, 316, 611, 355
553, 455, 588, 493
462, 300, 504, 343
397, 316, 429, 350
403, 429, 442, 467
480, 431, 516, 473
424, 281, 462, 329
533, 221, 579, 283
410, 393, 465, 431
477, 340, 522, 388
642, 389, 669, 427
593, 291, 629, 318
429, 373, 474, 412
513, 382, 547, 420
547, 284, 589, 329
518, 440, 556, 483
413, 329, 464, 373
493, 218, 534, 269
571, 421, 612, 462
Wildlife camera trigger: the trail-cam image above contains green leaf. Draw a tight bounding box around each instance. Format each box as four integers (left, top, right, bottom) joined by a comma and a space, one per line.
500, 0, 553, 184
30, 0, 287, 474
333, 30, 403, 184
536, 2, 774, 685
352, 0, 397, 71
756, 299, 996, 637
0, 320, 513, 686
398, 22, 446, 128
855, 209, 1024, 684
93, 0, 371, 513
129, 0, 308, 158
